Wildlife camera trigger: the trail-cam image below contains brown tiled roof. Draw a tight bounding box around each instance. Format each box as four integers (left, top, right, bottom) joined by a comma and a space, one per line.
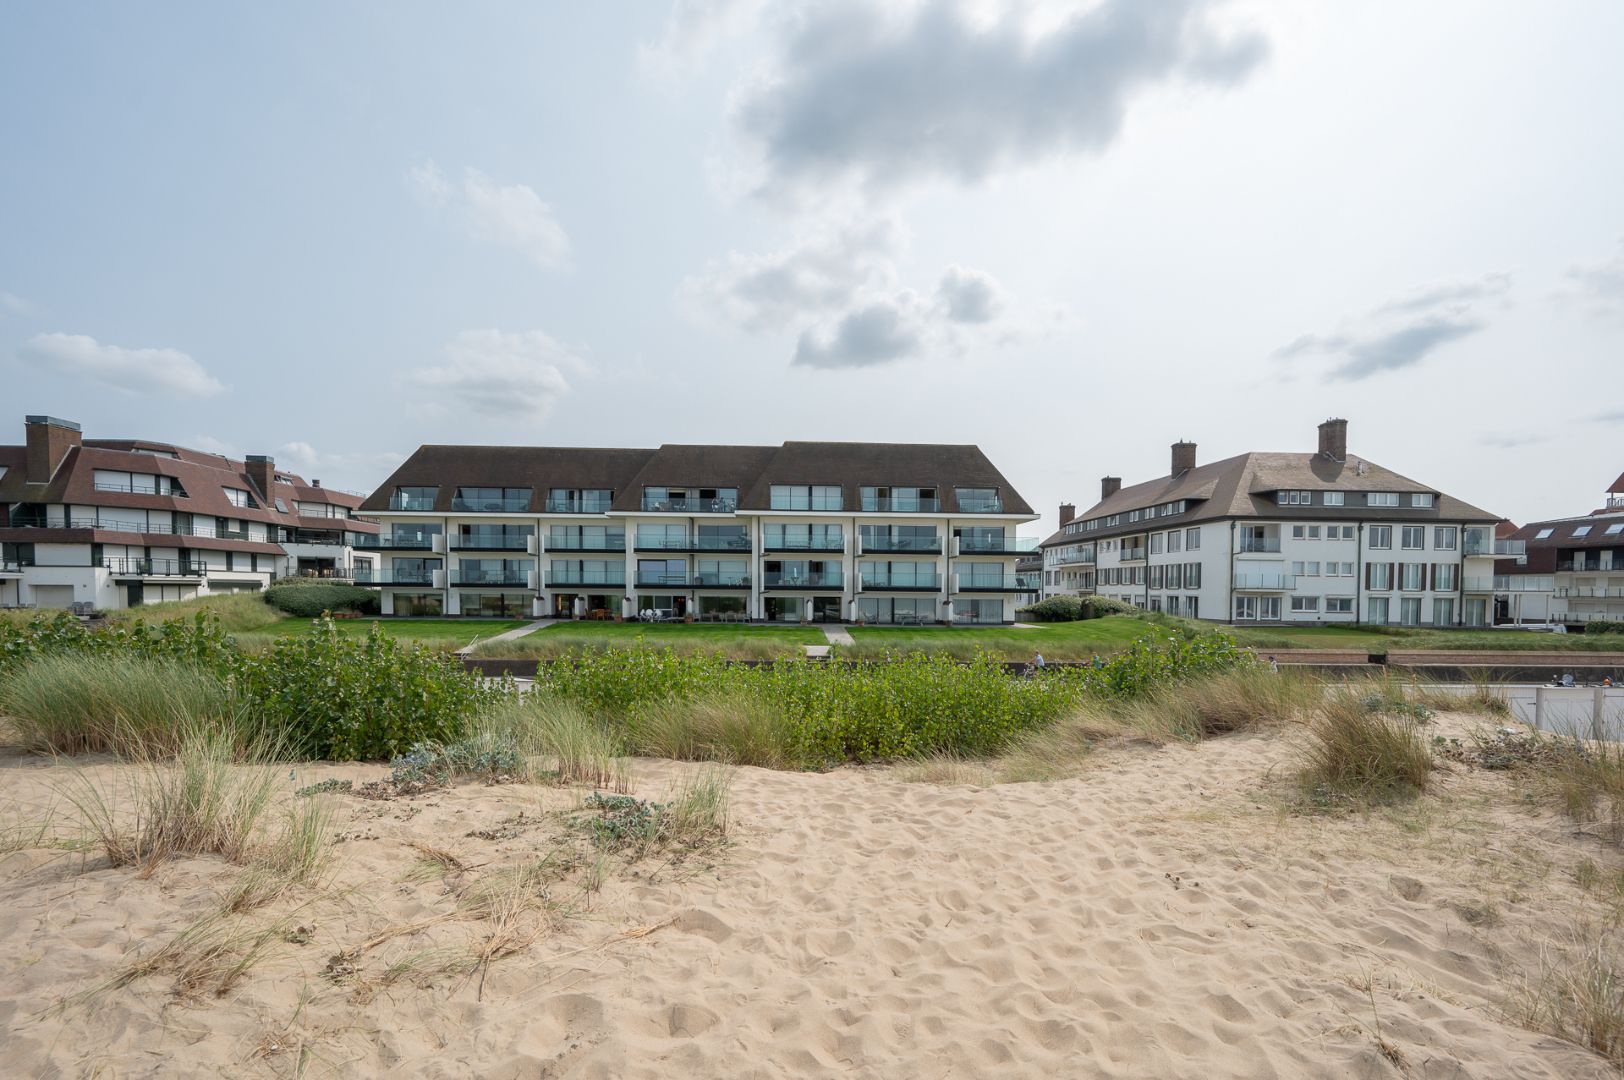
1610, 470, 1624, 495
1501, 514, 1624, 554
360, 442, 1036, 516
1040, 451, 1497, 547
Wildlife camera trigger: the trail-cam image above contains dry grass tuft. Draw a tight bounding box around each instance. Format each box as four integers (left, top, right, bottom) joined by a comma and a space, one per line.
633, 696, 802, 770
1513, 925, 1624, 1067
226, 795, 337, 912
474, 698, 628, 789
1296, 690, 1433, 806
900, 753, 996, 787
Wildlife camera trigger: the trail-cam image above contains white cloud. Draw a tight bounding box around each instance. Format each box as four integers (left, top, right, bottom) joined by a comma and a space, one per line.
407, 161, 571, 270
1275, 274, 1510, 382
640, 0, 764, 73
681, 216, 902, 332
0, 291, 32, 319
1560, 239, 1624, 317
793, 292, 928, 368
407, 329, 578, 418
19, 332, 225, 398
274, 441, 404, 492
936, 264, 1003, 323
733, 0, 1268, 195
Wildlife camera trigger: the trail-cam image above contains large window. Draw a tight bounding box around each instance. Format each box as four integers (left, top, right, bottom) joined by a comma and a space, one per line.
694, 558, 749, 586
765, 523, 843, 551
223, 486, 257, 508
641, 487, 737, 513
860, 524, 940, 553
769, 484, 842, 511
460, 592, 531, 617
456, 523, 533, 550
859, 560, 938, 588
547, 488, 612, 513
1434, 527, 1458, 550
857, 596, 936, 624
860, 486, 939, 512
1434, 564, 1458, 591
1369, 526, 1392, 549
954, 488, 1002, 513
1432, 598, 1455, 625
953, 598, 1003, 623
1233, 596, 1281, 621
1401, 526, 1425, 550
454, 487, 531, 513
548, 524, 624, 551
1400, 597, 1422, 625
1400, 563, 1425, 591
389, 486, 437, 511
1368, 493, 1399, 508
1367, 596, 1389, 623
394, 592, 443, 617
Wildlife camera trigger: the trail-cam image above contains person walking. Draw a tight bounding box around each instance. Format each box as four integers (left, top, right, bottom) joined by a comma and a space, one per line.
1268, 655, 1280, 674
1033, 651, 1046, 672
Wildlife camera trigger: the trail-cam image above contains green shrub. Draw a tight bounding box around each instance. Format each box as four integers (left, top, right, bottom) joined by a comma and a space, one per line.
1585, 620, 1624, 635
234, 621, 511, 760
1082, 595, 1140, 618
264, 581, 378, 617
1018, 595, 1139, 622
0, 654, 246, 757
0, 610, 238, 683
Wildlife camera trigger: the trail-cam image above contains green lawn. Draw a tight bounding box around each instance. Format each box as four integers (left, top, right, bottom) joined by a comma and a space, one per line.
473, 621, 825, 659
846, 619, 1157, 660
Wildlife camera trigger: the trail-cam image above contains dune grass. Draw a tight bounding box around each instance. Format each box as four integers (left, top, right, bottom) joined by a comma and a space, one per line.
630, 695, 804, 770
472, 697, 628, 789
1514, 925, 1624, 1067
0, 654, 249, 757
100, 593, 290, 635
1296, 688, 1434, 806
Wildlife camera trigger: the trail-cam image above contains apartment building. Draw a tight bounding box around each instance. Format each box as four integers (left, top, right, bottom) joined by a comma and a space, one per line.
1038, 419, 1500, 626
0, 415, 378, 610
1493, 471, 1624, 627
354, 442, 1037, 622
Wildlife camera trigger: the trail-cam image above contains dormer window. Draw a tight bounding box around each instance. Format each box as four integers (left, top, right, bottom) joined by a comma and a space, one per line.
1411, 493, 1434, 508
1277, 491, 1312, 506
771, 485, 842, 511
1368, 493, 1399, 507
389, 486, 438, 512
223, 486, 258, 509
453, 487, 531, 513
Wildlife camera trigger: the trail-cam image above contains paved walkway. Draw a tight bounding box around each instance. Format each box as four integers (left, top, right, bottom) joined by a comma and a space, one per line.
455, 618, 555, 655
821, 624, 856, 646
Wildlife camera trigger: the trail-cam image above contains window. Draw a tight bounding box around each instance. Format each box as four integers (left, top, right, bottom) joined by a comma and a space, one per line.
1368, 596, 1390, 623
1369, 563, 1392, 590
1369, 493, 1399, 508
1291, 596, 1320, 613
1434, 564, 1458, 591
1411, 493, 1434, 508
454, 487, 531, 512
1292, 525, 1305, 540
770, 485, 843, 511
1324, 492, 1344, 506
1149, 565, 1164, 589
1167, 564, 1183, 589
1401, 563, 1425, 591
1306, 562, 1321, 577
223, 486, 257, 508
1276, 490, 1313, 505
390, 486, 437, 511
1401, 526, 1425, 550
1187, 596, 1199, 619
1307, 526, 1321, 540
1340, 526, 1357, 540
1326, 597, 1354, 614
1607, 524, 1624, 536
1149, 533, 1164, 555
1166, 596, 1180, 616
1186, 528, 1201, 550
1369, 526, 1391, 549
548, 488, 613, 513
1433, 598, 1455, 625
955, 488, 1002, 513
1574, 525, 1592, 538
1400, 597, 1422, 625
1167, 531, 1182, 553
1534, 528, 1553, 539
1434, 527, 1457, 550
1185, 563, 1202, 588
861, 486, 938, 512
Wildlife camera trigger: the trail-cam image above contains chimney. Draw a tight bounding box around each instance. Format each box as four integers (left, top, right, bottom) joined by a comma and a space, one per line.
1101, 476, 1121, 501
1317, 418, 1348, 462
24, 415, 81, 484
245, 454, 277, 503
1058, 502, 1076, 525
1171, 440, 1196, 475
312, 479, 321, 488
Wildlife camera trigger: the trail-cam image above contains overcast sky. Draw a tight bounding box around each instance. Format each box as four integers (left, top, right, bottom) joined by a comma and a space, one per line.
2, 1, 1621, 530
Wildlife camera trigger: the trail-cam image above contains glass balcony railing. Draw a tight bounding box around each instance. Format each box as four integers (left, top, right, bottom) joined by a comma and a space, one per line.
1238, 538, 1282, 553
388, 494, 437, 511
635, 571, 693, 587
860, 572, 941, 590
635, 534, 752, 552
957, 535, 1038, 554
1233, 573, 1295, 590
956, 496, 1004, 513
103, 558, 206, 577
450, 569, 531, 587
0, 560, 23, 574
352, 569, 437, 586
546, 534, 626, 551
763, 535, 845, 552
546, 567, 626, 587
763, 570, 844, 589
861, 536, 942, 554
545, 497, 614, 514
366, 535, 436, 550
452, 497, 530, 513
640, 497, 738, 513
957, 574, 1037, 592
861, 497, 941, 513
1566, 560, 1623, 573
1118, 547, 1147, 561
452, 535, 533, 551
690, 571, 751, 588
1558, 586, 1624, 598
1463, 577, 1497, 591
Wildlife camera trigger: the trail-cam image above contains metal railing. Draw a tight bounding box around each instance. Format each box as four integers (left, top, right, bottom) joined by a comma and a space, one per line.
634, 534, 752, 552
546, 567, 626, 587
452, 535, 533, 551
452, 497, 531, 513
957, 535, 1038, 554
103, 559, 206, 577
860, 497, 941, 513
639, 497, 738, 513
546, 534, 626, 551
545, 497, 614, 514
1557, 586, 1624, 599
1233, 573, 1296, 590
450, 569, 532, 587
1238, 538, 1281, 553
861, 536, 942, 554
351, 569, 437, 586
92, 481, 186, 496
357, 534, 436, 549
763, 535, 845, 552
387, 494, 437, 511
957, 575, 1032, 592
860, 572, 941, 590
955, 496, 1004, 513
1566, 560, 1622, 574
763, 570, 844, 589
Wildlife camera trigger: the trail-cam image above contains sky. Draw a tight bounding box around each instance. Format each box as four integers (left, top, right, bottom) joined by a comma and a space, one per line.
2, 1, 1621, 532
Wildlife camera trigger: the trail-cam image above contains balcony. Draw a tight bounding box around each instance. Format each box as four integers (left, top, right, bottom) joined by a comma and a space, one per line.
861, 497, 941, 513
546, 534, 626, 552
861, 536, 942, 554
545, 498, 613, 514
352, 569, 437, 586
450, 569, 532, 587
451, 496, 530, 513
1463, 537, 1495, 557
635, 571, 693, 588
1233, 573, 1295, 590
634, 534, 752, 553
640, 497, 737, 513
1463, 577, 1497, 592
956, 574, 1034, 592
452, 535, 533, 552
8, 518, 262, 541
956, 535, 1038, 555
1565, 560, 1622, 573
387, 494, 437, 512
764, 535, 845, 553
691, 571, 751, 589
0, 559, 23, 576
546, 567, 626, 587
104, 559, 206, 579
1117, 547, 1147, 562
763, 570, 844, 590
1238, 538, 1282, 554
859, 572, 942, 591
956, 496, 1004, 514
1557, 586, 1624, 599
355, 533, 436, 550
92, 481, 187, 497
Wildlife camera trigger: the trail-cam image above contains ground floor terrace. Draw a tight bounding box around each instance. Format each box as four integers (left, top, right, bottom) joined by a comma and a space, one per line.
374, 587, 1020, 624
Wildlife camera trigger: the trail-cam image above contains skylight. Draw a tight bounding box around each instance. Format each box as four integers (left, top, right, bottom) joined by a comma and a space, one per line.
1535, 528, 1554, 539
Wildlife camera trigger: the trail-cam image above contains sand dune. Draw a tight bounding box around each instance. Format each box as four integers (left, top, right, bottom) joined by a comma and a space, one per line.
0, 714, 1617, 1078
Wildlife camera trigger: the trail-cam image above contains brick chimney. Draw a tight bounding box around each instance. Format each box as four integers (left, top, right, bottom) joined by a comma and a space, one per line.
245, 454, 277, 504
1171, 440, 1196, 475
1058, 502, 1076, 525
1101, 476, 1121, 501
1317, 418, 1348, 462
24, 415, 81, 484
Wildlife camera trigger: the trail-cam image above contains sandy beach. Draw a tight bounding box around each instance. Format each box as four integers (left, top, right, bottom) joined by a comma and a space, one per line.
0, 711, 1617, 1079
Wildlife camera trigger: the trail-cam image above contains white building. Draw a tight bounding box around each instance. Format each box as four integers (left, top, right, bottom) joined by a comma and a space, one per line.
1494, 471, 1624, 627
0, 415, 379, 611
1039, 419, 1500, 627
354, 442, 1039, 623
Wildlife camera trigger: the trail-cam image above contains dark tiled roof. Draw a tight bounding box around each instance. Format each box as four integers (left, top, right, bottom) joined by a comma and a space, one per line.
360, 441, 1035, 516
1040, 451, 1497, 547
